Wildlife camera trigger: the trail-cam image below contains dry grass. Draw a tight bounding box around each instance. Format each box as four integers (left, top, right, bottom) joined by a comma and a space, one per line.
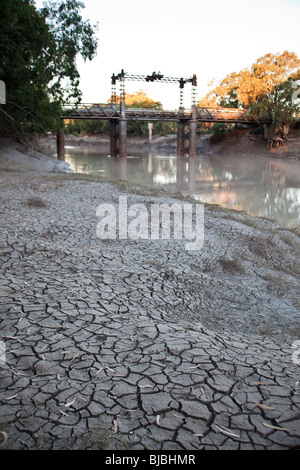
218, 257, 244, 274
261, 273, 288, 298
24, 197, 48, 208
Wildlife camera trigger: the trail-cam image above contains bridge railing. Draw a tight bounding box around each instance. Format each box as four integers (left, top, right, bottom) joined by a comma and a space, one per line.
62, 103, 191, 120
62, 103, 253, 123
62, 103, 119, 119
125, 107, 190, 120
196, 107, 249, 121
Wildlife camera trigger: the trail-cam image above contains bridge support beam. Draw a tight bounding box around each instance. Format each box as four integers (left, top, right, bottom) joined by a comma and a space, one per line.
178, 119, 197, 157
118, 118, 127, 158
188, 120, 197, 158
57, 129, 65, 160
110, 120, 118, 157
188, 105, 197, 158
177, 121, 187, 157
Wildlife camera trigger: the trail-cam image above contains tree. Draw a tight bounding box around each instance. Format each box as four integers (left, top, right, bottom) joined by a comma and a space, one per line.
0, 0, 98, 134
109, 90, 163, 110
108, 90, 171, 137
125, 90, 162, 110
198, 51, 300, 132
249, 77, 300, 131
202, 51, 300, 109
39, 0, 98, 103
129, 92, 176, 136
197, 91, 219, 108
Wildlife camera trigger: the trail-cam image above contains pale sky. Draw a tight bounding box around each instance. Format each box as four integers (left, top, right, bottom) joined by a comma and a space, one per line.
35, 0, 300, 109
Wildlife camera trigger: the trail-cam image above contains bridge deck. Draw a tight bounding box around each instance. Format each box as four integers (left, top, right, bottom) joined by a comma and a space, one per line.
62, 104, 255, 124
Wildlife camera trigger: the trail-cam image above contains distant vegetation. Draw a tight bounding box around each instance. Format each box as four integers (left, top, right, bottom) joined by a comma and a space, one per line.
198, 51, 300, 133
0, 0, 98, 135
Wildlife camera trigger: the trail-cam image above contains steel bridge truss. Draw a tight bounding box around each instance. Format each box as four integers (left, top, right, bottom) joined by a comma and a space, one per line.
110, 69, 198, 109
62, 103, 252, 124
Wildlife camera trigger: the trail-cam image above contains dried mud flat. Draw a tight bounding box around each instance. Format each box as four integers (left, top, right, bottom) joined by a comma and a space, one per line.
0, 165, 299, 451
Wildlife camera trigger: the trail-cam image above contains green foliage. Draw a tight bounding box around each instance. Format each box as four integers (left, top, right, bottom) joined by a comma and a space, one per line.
64, 119, 176, 137
249, 126, 264, 135
125, 90, 162, 110
127, 121, 176, 137
211, 123, 227, 134
200, 51, 300, 131
210, 122, 234, 144
0, 0, 98, 135
65, 119, 110, 135
249, 78, 300, 129
213, 52, 300, 109
39, 0, 98, 102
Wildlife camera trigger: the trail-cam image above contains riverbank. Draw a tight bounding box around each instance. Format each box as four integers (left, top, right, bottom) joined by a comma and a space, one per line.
0, 157, 300, 449
1, 128, 299, 176
1, 169, 299, 339
0, 138, 72, 173
36, 127, 300, 160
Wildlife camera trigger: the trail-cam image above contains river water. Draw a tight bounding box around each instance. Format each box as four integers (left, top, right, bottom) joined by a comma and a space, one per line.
62, 145, 300, 229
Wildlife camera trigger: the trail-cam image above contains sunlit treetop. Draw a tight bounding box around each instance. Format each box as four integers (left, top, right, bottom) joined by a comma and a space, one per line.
207, 51, 300, 108
197, 51, 300, 129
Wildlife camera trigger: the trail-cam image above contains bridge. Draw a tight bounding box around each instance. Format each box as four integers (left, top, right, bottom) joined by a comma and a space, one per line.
61, 103, 251, 124
57, 70, 256, 159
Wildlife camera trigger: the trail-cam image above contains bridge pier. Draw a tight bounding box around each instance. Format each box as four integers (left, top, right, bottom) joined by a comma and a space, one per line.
188, 104, 197, 158
118, 118, 127, 158
110, 120, 118, 157
57, 129, 65, 160
109, 118, 127, 158
177, 118, 197, 158
189, 120, 197, 158
177, 121, 189, 157
177, 121, 185, 157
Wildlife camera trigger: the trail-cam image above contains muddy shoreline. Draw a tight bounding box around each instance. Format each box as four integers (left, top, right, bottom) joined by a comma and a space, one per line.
0, 166, 299, 340
0, 169, 300, 450
1, 137, 300, 449
37, 128, 300, 160
0, 136, 299, 339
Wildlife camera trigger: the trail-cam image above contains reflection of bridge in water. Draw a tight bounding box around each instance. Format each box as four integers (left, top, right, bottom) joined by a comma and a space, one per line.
58, 70, 256, 159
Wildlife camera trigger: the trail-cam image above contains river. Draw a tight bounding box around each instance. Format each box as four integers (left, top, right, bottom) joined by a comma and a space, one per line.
62, 145, 300, 230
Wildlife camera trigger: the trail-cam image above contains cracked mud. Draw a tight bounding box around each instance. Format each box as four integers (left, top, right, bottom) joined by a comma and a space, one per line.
0, 172, 300, 450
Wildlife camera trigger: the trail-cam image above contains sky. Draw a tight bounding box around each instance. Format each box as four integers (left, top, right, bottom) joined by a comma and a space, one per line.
35, 0, 300, 109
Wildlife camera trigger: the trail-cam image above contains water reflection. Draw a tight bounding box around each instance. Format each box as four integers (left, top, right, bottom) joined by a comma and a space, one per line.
63, 146, 300, 229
